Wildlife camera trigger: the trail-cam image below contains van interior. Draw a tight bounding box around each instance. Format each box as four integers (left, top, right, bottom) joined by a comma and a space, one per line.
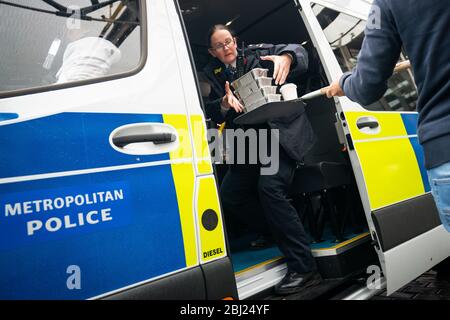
179, 0, 378, 298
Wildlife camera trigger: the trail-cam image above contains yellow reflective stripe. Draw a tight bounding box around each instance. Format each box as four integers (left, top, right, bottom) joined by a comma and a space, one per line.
190, 115, 213, 175
313, 232, 370, 251
345, 112, 424, 209
164, 114, 193, 160
196, 176, 227, 263
235, 256, 283, 275
170, 162, 198, 267
163, 114, 198, 267
345, 112, 409, 141
354, 137, 425, 210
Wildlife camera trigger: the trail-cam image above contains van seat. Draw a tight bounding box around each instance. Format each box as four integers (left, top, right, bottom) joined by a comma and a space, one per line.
290, 96, 353, 242
292, 161, 351, 194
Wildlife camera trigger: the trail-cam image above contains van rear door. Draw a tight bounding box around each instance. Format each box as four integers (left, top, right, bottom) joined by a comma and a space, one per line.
0, 0, 203, 299
298, 0, 450, 295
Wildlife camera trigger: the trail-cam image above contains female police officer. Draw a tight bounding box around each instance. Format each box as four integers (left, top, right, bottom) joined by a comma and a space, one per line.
203, 24, 321, 295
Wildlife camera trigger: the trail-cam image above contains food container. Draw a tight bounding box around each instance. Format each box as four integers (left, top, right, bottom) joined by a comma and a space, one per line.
245, 94, 281, 112
280, 83, 298, 101
231, 68, 268, 90
235, 77, 273, 100
241, 86, 277, 106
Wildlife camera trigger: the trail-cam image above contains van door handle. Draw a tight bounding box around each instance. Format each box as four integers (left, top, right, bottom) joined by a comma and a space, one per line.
113, 133, 176, 148
356, 120, 379, 129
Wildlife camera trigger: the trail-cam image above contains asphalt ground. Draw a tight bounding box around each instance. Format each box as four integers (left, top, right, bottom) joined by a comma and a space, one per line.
372, 269, 450, 300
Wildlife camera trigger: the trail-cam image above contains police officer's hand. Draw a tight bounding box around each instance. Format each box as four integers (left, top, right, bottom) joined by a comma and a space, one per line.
222, 81, 244, 113
260, 54, 293, 85
323, 79, 345, 98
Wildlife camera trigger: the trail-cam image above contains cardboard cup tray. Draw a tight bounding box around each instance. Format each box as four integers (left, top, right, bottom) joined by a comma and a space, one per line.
231, 68, 268, 90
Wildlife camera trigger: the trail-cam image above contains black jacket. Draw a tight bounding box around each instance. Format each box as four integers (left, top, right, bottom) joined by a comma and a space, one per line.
202, 43, 315, 162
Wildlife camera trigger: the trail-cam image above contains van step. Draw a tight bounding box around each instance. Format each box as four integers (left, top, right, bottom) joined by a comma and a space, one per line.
265, 278, 351, 300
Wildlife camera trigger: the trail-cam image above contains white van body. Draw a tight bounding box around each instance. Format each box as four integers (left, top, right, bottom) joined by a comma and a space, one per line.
0, 0, 449, 299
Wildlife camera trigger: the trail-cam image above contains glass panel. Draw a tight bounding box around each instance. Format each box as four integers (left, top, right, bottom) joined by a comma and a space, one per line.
0, 0, 141, 93
312, 3, 418, 112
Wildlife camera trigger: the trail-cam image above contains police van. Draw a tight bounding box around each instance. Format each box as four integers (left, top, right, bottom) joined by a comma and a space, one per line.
0, 0, 449, 300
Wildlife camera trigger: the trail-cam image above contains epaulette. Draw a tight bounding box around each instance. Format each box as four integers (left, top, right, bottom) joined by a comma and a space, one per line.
247, 43, 274, 51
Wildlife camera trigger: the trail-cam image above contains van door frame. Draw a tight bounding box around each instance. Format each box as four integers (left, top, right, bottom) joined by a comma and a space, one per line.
295, 0, 376, 233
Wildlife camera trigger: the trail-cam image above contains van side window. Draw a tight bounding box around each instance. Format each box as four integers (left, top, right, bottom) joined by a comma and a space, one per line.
312, 4, 418, 112
0, 0, 141, 94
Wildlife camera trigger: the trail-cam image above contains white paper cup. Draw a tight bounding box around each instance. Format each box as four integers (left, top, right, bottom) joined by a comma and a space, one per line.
280, 83, 298, 101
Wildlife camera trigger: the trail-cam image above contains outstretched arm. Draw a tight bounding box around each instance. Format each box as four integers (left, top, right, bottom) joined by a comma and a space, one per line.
257, 43, 309, 85
324, 0, 403, 105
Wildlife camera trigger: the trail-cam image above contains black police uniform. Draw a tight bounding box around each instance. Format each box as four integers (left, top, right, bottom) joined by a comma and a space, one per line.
203, 43, 317, 276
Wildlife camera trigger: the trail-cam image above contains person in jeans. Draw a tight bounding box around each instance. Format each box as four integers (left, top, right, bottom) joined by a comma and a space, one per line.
323, 0, 450, 233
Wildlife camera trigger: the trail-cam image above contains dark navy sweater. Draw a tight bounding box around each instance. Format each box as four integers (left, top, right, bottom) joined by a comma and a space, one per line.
340, 0, 450, 169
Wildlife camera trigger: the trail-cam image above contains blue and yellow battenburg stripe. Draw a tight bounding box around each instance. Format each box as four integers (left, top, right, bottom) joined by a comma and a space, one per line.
190, 115, 214, 175
196, 175, 227, 263
163, 114, 225, 267
345, 112, 430, 211
163, 114, 197, 268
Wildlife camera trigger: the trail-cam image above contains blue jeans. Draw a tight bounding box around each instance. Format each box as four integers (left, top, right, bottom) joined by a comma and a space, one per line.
427, 161, 450, 233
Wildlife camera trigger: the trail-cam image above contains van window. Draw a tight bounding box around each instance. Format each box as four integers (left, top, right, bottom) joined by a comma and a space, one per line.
0, 0, 141, 94
312, 3, 418, 112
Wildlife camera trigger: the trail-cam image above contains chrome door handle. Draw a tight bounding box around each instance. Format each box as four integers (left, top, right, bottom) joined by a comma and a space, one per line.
110, 123, 178, 155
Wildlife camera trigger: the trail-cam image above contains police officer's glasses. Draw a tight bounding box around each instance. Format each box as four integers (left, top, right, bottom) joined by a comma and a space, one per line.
211, 38, 235, 51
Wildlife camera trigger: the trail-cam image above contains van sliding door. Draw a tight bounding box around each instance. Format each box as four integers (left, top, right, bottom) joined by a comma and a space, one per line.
297, 0, 450, 295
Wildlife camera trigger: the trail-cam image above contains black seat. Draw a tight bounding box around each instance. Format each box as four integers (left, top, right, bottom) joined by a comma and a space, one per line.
293, 162, 351, 194
290, 96, 353, 243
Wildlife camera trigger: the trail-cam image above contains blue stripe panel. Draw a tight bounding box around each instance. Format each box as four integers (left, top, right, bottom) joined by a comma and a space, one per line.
0, 165, 186, 299
0, 113, 19, 121
408, 136, 431, 192
0, 112, 170, 179
401, 113, 419, 135
401, 113, 431, 192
